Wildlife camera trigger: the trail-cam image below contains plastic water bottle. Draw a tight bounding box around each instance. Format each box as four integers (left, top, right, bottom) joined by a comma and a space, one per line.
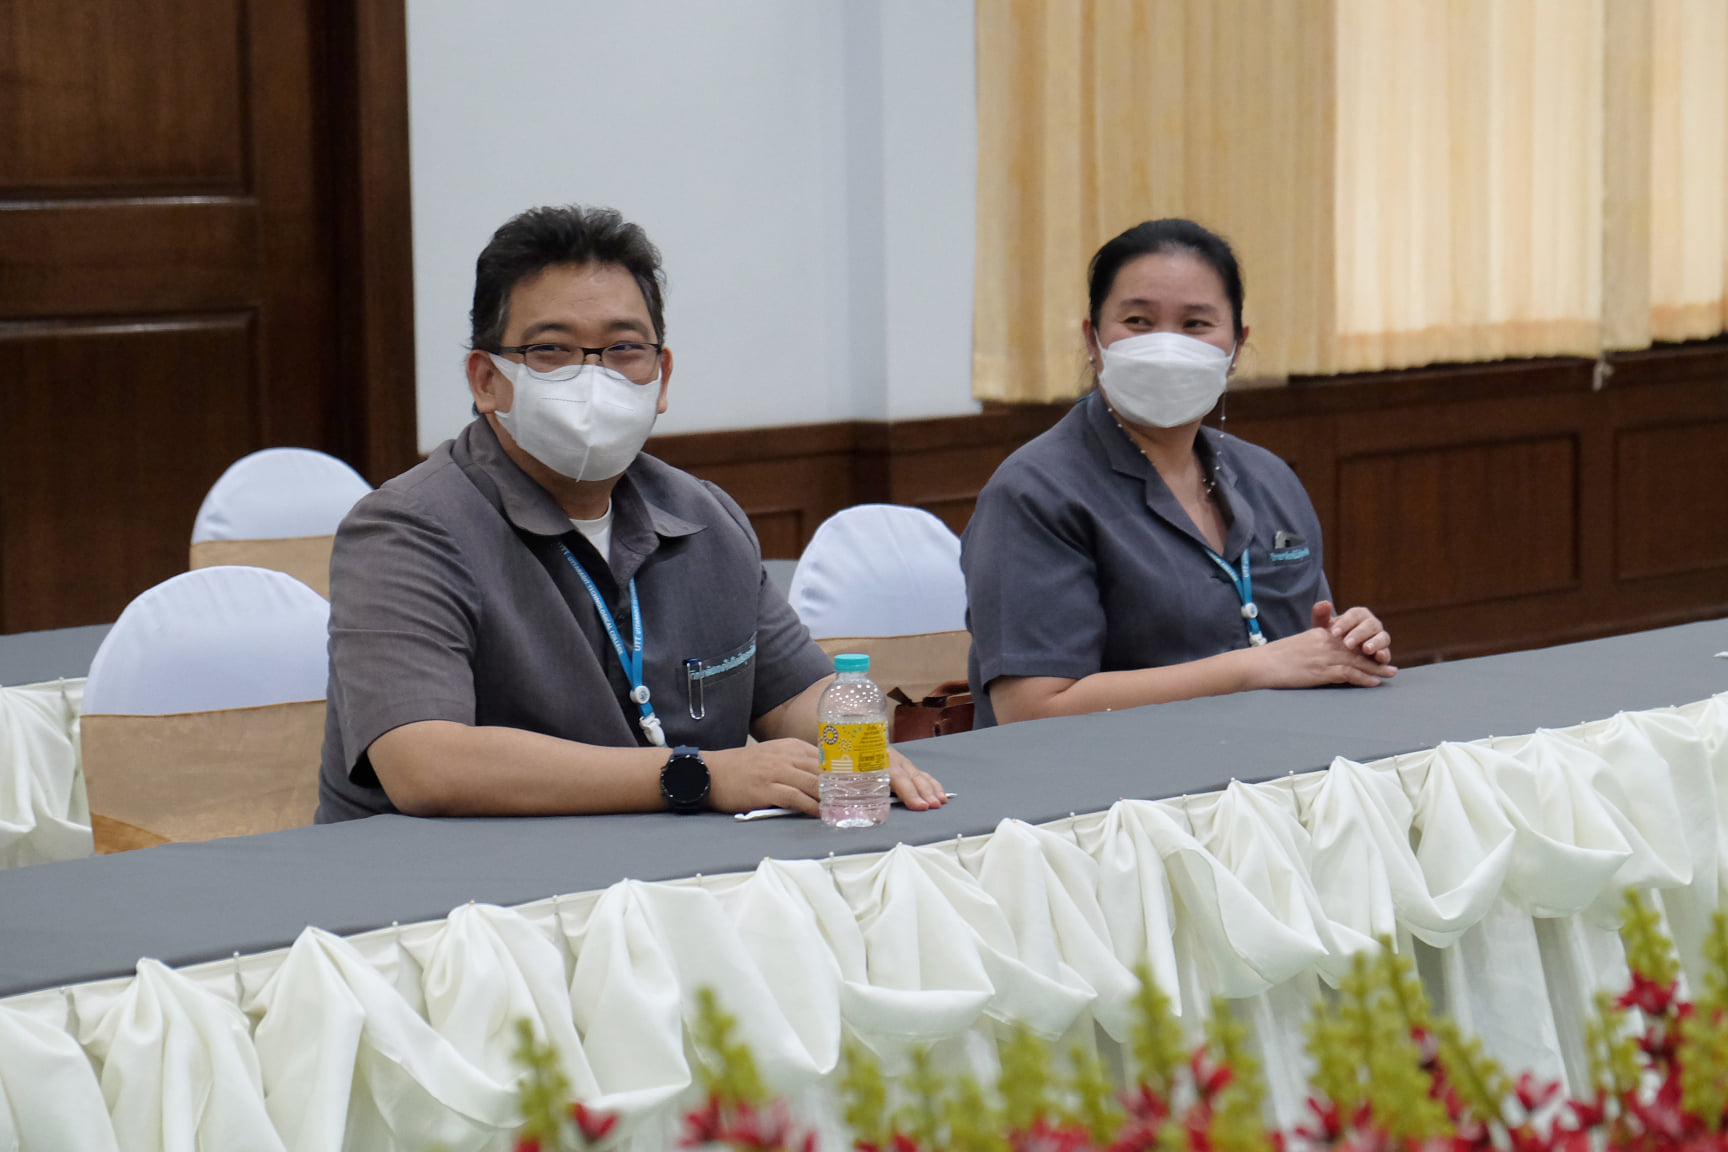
817, 653, 891, 828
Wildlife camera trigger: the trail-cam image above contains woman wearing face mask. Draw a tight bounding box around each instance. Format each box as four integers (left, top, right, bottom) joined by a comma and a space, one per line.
961, 218, 1395, 727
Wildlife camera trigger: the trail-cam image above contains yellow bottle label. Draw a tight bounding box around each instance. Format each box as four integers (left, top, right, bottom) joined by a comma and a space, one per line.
818, 720, 889, 773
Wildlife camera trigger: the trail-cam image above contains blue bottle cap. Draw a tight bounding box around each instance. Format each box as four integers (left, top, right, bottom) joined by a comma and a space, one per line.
833, 653, 870, 673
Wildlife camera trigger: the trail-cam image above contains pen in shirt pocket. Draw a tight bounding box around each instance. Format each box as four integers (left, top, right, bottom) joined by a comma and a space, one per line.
685, 657, 705, 720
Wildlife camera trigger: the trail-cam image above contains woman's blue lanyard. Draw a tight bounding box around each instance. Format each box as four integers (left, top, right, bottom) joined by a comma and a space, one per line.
1200, 546, 1267, 647
557, 542, 666, 747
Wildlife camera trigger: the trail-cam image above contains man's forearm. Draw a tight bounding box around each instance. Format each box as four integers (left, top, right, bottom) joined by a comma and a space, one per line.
369, 719, 669, 816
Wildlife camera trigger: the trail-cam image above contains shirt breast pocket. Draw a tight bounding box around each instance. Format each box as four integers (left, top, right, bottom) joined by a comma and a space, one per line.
1251, 536, 1322, 634
682, 633, 757, 725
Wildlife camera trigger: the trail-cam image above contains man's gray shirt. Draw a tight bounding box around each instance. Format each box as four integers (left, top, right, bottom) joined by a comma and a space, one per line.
317, 418, 831, 821
962, 392, 1331, 727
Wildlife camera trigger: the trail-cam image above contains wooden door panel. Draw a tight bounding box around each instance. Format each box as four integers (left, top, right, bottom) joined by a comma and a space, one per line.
0, 316, 256, 630
0, 201, 259, 316
0, 0, 248, 193
0, 0, 379, 632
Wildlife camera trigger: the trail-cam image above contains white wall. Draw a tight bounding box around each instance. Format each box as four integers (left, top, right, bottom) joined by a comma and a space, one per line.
407, 0, 979, 453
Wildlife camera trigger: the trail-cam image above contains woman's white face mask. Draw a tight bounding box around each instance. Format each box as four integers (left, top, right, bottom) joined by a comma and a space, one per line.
1097, 331, 1235, 429
488, 353, 660, 481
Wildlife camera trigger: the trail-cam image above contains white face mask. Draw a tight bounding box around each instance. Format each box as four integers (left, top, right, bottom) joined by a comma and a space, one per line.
488, 353, 660, 481
1097, 331, 1235, 429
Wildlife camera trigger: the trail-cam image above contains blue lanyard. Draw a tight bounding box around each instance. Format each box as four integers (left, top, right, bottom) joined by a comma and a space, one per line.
1200, 546, 1267, 647
558, 543, 666, 747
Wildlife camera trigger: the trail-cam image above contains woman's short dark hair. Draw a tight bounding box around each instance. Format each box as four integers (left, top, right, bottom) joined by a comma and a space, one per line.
470, 204, 666, 350
1087, 218, 1245, 341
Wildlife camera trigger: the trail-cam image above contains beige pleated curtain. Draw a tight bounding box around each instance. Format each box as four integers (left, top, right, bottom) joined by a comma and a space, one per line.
974, 0, 1728, 401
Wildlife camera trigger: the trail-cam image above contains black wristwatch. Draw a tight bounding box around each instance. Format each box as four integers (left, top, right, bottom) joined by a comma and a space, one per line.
661, 745, 710, 814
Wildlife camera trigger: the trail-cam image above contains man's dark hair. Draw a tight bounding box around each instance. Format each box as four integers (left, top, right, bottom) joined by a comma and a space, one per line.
470, 204, 667, 350
1087, 218, 1245, 341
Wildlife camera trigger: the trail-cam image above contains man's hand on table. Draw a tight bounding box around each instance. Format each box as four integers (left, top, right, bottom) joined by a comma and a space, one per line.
706, 739, 821, 816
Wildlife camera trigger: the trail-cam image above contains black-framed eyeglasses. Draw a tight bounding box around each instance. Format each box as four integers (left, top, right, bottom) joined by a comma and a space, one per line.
493, 341, 663, 382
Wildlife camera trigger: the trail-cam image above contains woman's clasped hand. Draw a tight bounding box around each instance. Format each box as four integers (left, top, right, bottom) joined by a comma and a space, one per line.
1252, 601, 1396, 690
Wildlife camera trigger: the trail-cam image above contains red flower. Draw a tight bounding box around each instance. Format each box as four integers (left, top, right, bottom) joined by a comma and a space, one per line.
726, 1101, 767, 1147
1506, 1123, 1555, 1152
1566, 1093, 1607, 1130
1453, 1119, 1491, 1152
1105, 1124, 1160, 1152
514, 1140, 540, 1152
570, 1101, 618, 1144
1190, 1052, 1234, 1100
1513, 1072, 1561, 1117
1411, 1026, 1440, 1069
1625, 1066, 1689, 1143
1121, 1084, 1171, 1123
680, 1095, 724, 1147
1012, 1116, 1097, 1152
1294, 1097, 1342, 1143
677, 1095, 819, 1152
1336, 1124, 1392, 1152
1617, 972, 1679, 1018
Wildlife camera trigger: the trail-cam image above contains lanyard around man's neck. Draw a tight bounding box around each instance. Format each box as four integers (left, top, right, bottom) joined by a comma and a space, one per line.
557, 541, 666, 747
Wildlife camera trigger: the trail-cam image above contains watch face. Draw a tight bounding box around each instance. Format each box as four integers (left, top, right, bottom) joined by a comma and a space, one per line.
663, 752, 709, 808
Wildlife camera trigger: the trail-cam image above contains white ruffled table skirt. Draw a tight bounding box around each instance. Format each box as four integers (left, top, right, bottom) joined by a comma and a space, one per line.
2, 691, 1724, 1152
0, 679, 91, 868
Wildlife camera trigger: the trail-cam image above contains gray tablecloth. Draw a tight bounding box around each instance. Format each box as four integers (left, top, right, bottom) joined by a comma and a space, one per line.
2, 619, 1723, 999
0, 624, 111, 687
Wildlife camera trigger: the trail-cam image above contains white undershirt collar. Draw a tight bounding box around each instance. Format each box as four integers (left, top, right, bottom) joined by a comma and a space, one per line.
569, 501, 614, 565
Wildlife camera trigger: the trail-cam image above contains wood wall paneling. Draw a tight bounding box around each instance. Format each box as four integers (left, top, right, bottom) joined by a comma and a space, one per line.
1600, 344, 1728, 625
1334, 436, 1580, 612
648, 422, 868, 560
1614, 420, 1728, 581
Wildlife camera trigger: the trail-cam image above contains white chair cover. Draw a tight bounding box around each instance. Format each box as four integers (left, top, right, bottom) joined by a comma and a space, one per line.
83, 567, 331, 715
191, 448, 371, 543
788, 505, 967, 639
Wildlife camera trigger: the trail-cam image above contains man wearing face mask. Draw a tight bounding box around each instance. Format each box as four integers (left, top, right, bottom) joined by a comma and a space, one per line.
962, 218, 1395, 728
317, 204, 947, 820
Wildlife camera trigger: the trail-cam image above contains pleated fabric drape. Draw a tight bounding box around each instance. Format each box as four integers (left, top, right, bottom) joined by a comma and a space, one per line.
973, 0, 1728, 401
0, 680, 90, 868
3, 693, 1725, 1152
